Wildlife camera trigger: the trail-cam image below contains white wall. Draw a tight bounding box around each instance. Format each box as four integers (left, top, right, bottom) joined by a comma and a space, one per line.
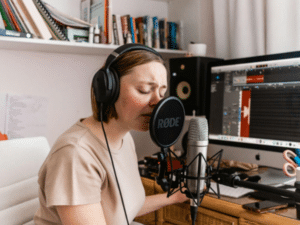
1, 49, 105, 146
168, 0, 216, 57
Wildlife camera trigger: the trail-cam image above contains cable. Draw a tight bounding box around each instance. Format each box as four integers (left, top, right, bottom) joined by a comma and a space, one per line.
99, 103, 130, 225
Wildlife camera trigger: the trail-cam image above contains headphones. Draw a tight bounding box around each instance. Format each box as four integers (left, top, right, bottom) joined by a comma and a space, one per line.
92, 43, 163, 106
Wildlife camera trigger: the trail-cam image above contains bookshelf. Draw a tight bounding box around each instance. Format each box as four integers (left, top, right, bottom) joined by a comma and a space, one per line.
0, 36, 187, 57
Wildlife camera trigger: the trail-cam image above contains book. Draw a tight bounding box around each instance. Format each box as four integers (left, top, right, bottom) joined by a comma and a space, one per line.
120, 15, 128, 44
106, 0, 112, 44
0, 10, 5, 28
80, 0, 90, 23
32, 0, 68, 40
43, 1, 91, 29
0, 0, 15, 30
144, 16, 152, 48
4, 0, 24, 32
115, 14, 123, 45
18, 0, 52, 40
152, 16, 159, 49
159, 18, 167, 49
63, 26, 88, 42
1, 0, 20, 31
11, 0, 37, 37
90, 0, 106, 41
129, 16, 136, 43
135, 17, 144, 44
167, 21, 178, 50
0, 27, 32, 37
10, 0, 31, 33
112, 14, 119, 45
16, 0, 43, 38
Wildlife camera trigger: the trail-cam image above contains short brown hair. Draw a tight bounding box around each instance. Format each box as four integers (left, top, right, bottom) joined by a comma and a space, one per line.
91, 49, 165, 123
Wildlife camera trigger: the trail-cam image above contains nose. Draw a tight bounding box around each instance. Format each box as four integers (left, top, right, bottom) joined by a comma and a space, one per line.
149, 91, 163, 107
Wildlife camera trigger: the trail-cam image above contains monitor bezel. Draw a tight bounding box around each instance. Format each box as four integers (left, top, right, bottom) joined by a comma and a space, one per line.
207, 50, 300, 153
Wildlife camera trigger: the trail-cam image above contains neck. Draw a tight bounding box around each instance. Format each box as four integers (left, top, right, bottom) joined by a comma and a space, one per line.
83, 116, 129, 150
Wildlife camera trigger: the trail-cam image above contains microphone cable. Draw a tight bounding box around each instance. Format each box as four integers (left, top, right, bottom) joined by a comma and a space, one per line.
99, 103, 130, 225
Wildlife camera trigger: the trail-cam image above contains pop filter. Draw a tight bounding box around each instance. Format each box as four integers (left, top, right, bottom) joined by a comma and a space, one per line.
149, 96, 185, 148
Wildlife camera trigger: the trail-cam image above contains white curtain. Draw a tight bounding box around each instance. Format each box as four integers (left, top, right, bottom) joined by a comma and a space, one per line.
213, 0, 300, 59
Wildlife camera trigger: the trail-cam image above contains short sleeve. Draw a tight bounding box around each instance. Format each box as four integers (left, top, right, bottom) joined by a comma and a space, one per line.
44, 145, 104, 207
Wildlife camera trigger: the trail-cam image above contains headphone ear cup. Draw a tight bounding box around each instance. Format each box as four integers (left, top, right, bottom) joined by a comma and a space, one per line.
92, 69, 110, 104
108, 67, 120, 105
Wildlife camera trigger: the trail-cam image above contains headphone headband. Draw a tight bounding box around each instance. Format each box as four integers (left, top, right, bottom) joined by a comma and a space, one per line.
104, 43, 163, 71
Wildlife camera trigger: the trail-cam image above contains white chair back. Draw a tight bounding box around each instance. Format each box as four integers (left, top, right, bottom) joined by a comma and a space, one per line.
0, 137, 50, 225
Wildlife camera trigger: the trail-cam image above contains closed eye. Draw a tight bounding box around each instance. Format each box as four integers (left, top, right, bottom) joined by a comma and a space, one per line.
139, 90, 150, 94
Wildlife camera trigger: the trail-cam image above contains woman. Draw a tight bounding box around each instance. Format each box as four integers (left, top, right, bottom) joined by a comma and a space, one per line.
34, 44, 188, 225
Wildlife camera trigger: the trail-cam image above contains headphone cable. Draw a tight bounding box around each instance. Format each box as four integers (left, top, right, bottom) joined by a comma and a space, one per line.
99, 103, 130, 225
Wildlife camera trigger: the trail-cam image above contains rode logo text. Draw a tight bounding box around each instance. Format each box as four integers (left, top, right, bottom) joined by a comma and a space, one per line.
157, 117, 181, 129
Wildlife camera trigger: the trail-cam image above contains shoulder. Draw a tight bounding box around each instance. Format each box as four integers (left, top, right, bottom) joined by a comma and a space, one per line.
45, 121, 106, 176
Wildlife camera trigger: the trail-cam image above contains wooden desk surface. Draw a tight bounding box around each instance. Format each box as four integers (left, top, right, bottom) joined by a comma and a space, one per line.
205, 194, 298, 224
142, 176, 299, 225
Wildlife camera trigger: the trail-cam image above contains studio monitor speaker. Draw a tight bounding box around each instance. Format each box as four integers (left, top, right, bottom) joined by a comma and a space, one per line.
169, 57, 223, 116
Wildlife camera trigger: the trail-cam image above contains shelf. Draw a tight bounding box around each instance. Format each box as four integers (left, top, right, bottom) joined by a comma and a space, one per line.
0, 36, 187, 58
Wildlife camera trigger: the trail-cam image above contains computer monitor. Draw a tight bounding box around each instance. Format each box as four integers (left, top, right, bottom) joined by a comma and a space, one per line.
207, 51, 300, 173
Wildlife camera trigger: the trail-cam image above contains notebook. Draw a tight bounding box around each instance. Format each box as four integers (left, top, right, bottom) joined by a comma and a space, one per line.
209, 182, 254, 198
32, 0, 68, 40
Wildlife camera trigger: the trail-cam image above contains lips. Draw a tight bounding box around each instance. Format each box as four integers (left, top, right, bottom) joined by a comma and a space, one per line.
141, 112, 152, 117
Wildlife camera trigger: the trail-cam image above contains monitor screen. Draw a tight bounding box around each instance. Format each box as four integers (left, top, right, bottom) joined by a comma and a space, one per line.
208, 51, 300, 153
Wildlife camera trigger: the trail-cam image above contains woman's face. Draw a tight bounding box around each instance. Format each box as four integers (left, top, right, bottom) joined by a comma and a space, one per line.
114, 61, 168, 131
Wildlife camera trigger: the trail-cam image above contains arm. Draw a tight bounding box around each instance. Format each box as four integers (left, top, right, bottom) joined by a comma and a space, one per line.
56, 203, 107, 225
136, 190, 188, 217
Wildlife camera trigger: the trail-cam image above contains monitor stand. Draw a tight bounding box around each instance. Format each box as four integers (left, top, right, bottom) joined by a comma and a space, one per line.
256, 167, 295, 186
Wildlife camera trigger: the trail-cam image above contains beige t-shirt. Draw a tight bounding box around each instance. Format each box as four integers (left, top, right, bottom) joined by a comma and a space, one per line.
34, 119, 145, 225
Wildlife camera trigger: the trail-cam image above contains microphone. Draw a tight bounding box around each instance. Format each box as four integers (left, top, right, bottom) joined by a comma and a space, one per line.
186, 117, 208, 225
149, 96, 185, 191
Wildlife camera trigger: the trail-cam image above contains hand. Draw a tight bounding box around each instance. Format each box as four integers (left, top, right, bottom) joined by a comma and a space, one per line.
170, 189, 189, 204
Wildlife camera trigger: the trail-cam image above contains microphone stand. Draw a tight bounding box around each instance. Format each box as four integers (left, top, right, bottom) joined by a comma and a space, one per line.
212, 171, 300, 220
156, 147, 224, 225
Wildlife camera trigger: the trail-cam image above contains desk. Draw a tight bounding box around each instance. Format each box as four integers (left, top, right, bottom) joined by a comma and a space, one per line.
134, 177, 299, 225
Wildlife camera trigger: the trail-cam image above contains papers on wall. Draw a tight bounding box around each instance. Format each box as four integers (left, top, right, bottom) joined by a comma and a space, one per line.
0, 93, 49, 140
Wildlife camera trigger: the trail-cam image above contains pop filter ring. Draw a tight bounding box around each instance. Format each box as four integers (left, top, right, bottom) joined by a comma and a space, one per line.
149, 96, 185, 148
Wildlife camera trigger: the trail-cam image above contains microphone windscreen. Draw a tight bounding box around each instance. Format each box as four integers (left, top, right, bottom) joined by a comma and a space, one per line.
149, 96, 185, 148
188, 117, 208, 142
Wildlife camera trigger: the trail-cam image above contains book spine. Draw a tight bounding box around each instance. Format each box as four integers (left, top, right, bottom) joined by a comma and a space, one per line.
168, 22, 178, 50
0, 9, 5, 28
11, 0, 36, 36
0, 27, 32, 37
106, 0, 112, 44
159, 18, 167, 49
7, 0, 26, 32
16, 0, 42, 38
153, 16, 159, 49
64, 26, 88, 42
9, 0, 29, 33
116, 14, 123, 45
135, 17, 144, 44
120, 15, 128, 44
129, 16, 135, 43
112, 14, 118, 45
146, 16, 152, 48
143, 16, 148, 46
132, 17, 137, 44
0, 0, 14, 30
20, 0, 52, 40
2, 0, 21, 31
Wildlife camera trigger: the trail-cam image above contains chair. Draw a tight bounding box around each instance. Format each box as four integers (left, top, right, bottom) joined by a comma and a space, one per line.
0, 137, 50, 225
